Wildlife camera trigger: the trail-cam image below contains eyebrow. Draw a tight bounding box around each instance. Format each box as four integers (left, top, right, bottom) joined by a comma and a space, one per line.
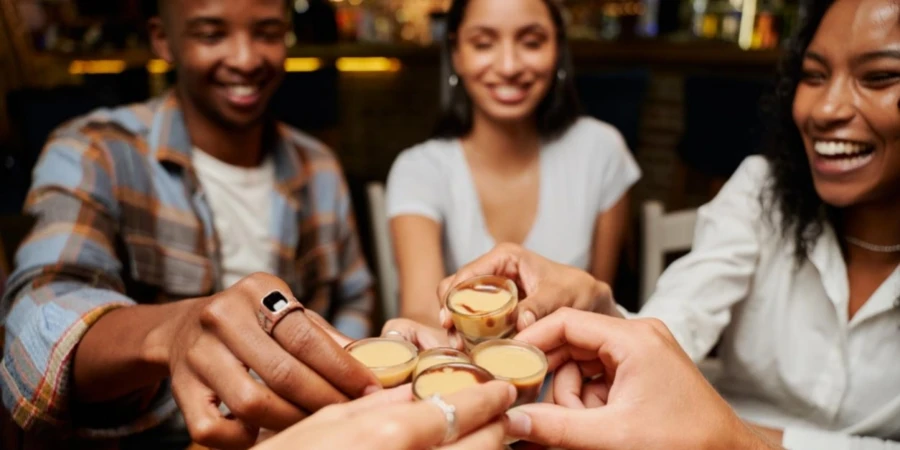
185, 16, 286, 29
803, 51, 828, 65
463, 23, 550, 36
854, 49, 900, 64
186, 17, 225, 28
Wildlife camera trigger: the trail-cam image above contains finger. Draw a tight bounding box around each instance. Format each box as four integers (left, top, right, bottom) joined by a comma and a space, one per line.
514, 308, 635, 363
396, 381, 516, 449
272, 309, 382, 399
552, 361, 586, 409
438, 420, 506, 450
581, 379, 609, 408
543, 345, 599, 372
210, 309, 362, 413
383, 319, 452, 350
303, 384, 415, 427
305, 309, 353, 347
191, 335, 307, 430
506, 403, 619, 450
437, 245, 522, 303
172, 369, 259, 450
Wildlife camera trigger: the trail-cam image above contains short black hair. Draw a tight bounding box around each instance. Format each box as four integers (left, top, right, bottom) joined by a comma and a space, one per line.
432, 0, 582, 140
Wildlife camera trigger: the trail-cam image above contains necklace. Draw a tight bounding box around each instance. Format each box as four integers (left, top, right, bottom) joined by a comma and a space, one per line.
845, 236, 900, 253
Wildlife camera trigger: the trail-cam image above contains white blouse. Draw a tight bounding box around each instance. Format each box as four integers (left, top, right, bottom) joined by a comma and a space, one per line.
640, 156, 900, 449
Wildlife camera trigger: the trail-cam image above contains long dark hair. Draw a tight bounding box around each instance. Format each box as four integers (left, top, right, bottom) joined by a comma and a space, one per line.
432, 0, 581, 139
761, 0, 837, 262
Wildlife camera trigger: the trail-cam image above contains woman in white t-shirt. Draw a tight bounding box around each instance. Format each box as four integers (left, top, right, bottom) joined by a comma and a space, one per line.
386, 0, 640, 326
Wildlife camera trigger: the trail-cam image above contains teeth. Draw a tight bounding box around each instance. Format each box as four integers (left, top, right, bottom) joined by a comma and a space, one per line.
814, 140, 870, 156
494, 86, 525, 98
821, 152, 874, 171
228, 85, 258, 97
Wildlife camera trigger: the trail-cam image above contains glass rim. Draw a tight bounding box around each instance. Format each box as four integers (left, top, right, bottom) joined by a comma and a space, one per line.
412, 362, 495, 400
445, 275, 518, 317
345, 337, 419, 370
470, 339, 549, 380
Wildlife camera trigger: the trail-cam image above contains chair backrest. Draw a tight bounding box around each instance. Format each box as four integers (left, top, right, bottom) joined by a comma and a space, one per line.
366, 182, 399, 321
640, 200, 698, 306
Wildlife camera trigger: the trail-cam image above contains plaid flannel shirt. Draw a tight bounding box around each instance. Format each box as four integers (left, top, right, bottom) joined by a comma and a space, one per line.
0, 92, 374, 445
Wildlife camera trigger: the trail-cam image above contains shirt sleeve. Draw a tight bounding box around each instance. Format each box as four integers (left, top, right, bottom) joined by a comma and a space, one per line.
637, 156, 769, 361
329, 167, 374, 340
783, 428, 900, 450
385, 144, 445, 222
588, 123, 642, 213
1, 135, 176, 436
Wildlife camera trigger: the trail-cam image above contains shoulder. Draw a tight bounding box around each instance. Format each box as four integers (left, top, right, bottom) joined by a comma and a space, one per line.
727, 155, 772, 193
559, 116, 627, 147
388, 138, 457, 182
40, 100, 159, 173
278, 123, 339, 166
393, 138, 457, 169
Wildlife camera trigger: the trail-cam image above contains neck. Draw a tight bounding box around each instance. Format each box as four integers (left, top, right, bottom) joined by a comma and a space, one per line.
840, 198, 900, 264
177, 89, 266, 167
463, 111, 541, 171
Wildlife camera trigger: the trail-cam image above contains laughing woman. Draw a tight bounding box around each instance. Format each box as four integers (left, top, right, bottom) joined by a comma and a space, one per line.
636, 0, 900, 447
385, 0, 641, 326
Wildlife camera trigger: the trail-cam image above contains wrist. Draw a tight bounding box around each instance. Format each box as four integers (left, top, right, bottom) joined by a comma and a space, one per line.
141, 298, 199, 372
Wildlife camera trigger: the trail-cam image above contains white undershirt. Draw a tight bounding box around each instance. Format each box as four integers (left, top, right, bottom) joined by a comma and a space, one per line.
192, 148, 276, 288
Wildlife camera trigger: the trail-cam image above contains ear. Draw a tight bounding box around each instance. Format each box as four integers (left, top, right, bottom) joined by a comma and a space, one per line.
148, 17, 173, 64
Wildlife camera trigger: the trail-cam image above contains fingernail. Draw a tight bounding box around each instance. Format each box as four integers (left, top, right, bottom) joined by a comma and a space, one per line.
363, 384, 382, 396
439, 308, 448, 325
520, 310, 536, 328
505, 408, 532, 437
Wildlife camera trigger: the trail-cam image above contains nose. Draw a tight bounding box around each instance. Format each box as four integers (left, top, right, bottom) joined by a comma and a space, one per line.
809, 77, 856, 129
224, 33, 263, 75
494, 41, 523, 78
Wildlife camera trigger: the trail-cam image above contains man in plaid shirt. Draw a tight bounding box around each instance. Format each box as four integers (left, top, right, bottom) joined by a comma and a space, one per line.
0, 0, 382, 448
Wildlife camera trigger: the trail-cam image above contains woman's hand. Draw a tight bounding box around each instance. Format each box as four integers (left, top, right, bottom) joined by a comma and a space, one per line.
253, 381, 517, 450
437, 244, 620, 333
381, 318, 463, 350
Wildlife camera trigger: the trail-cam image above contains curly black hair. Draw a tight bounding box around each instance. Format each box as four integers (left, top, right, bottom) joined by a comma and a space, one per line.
761, 0, 838, 262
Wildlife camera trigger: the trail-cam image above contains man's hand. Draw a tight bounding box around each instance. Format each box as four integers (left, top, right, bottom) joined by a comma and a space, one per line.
148, 273, 381, 449
504, 308, 776, 450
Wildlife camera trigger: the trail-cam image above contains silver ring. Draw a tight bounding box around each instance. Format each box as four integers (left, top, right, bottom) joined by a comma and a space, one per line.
427, 394, 458, 444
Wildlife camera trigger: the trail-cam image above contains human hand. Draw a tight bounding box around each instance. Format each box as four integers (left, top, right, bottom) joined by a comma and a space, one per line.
150, 273, 381, 449
437, 244, 618, 333
504, 308, 774, 450
253, 381, 517, 450
381, 318, 462, 350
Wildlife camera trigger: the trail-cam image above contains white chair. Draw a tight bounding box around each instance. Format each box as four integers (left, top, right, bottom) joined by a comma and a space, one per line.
641, 201, 723, 382
366, 182, 400, 320
640, 200, 698, 307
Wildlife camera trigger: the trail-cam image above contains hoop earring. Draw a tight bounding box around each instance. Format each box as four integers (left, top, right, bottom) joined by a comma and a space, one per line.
449, 74, 459, 87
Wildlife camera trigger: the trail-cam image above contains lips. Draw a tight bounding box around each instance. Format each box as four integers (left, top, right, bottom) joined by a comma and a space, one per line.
811, 139, 876, 176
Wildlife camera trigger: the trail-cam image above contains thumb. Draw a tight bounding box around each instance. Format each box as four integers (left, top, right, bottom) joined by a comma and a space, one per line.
506, 403, 618, 450
516, 289, 559, 330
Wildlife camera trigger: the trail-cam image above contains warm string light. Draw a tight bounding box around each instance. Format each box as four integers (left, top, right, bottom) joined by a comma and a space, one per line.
70, 57, 402, 75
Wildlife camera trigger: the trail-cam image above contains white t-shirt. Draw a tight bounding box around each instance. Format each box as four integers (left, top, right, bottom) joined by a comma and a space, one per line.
639, 156, 900, 449
386, 117, 641, 273
192, 148, 277, 288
